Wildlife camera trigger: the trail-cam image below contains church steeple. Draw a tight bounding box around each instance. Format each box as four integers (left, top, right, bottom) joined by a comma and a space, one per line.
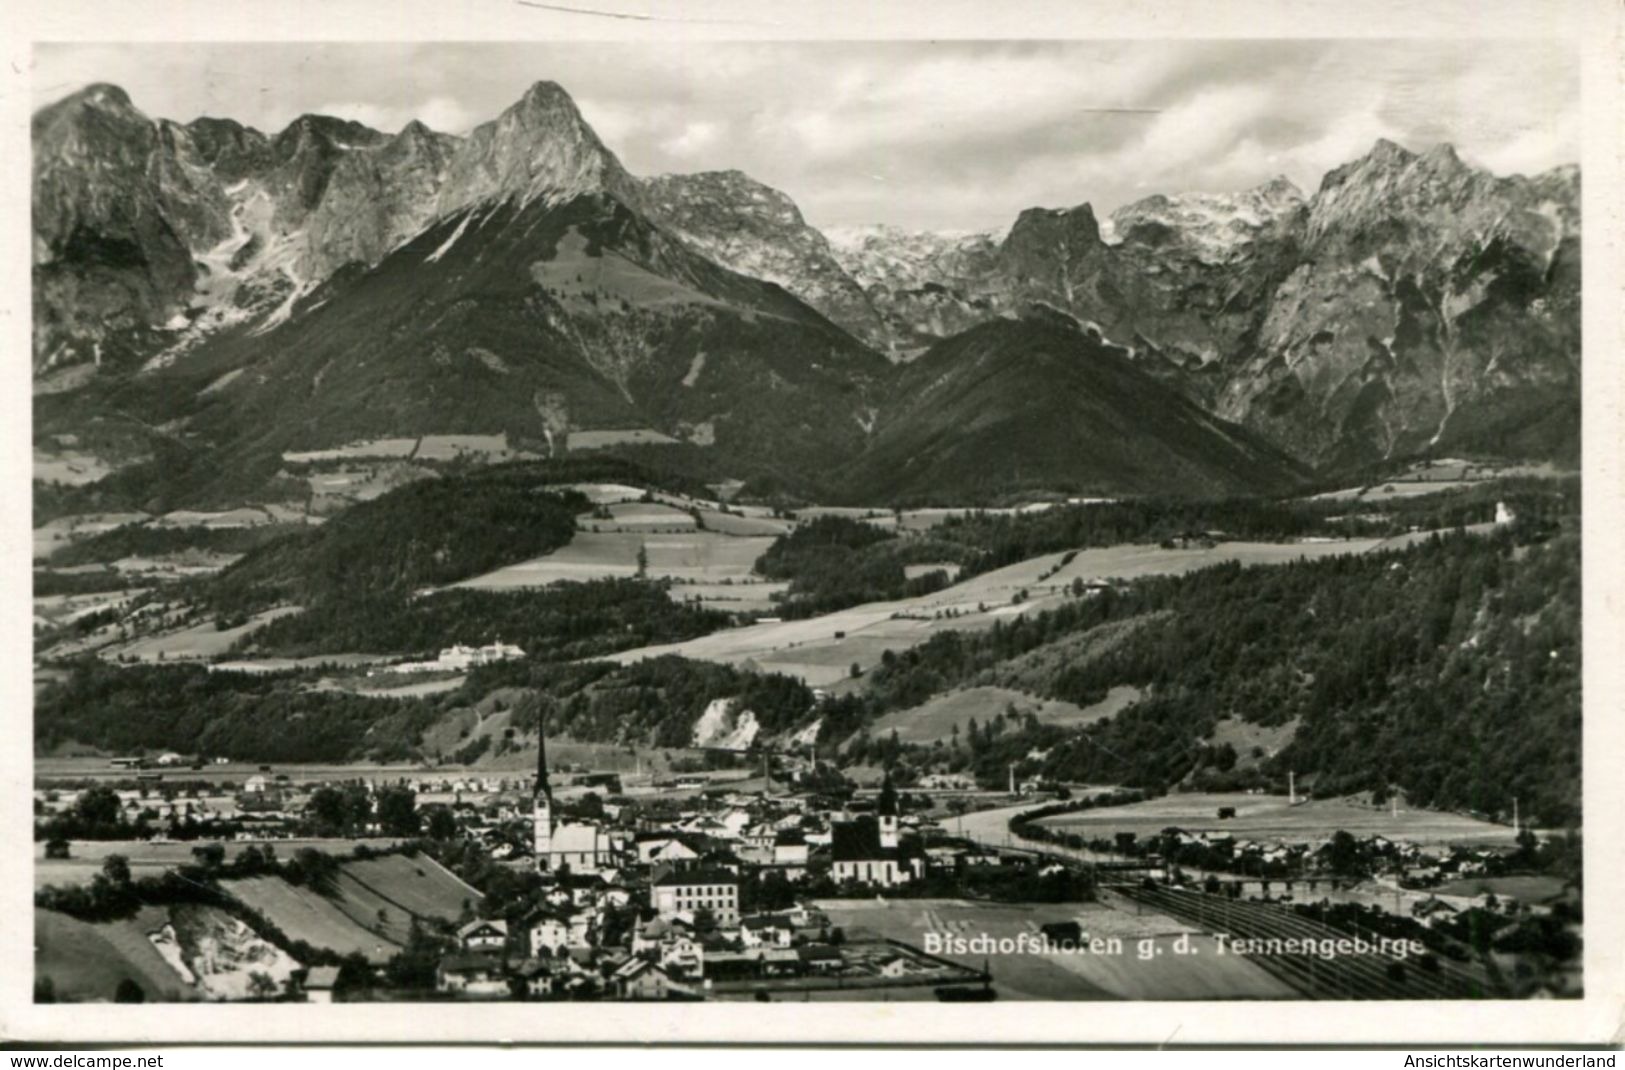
878, 766, 899, 849
533, 717, 553, 873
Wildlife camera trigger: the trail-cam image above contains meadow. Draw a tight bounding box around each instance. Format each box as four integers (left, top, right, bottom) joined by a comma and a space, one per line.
1039, 793, 1520, 847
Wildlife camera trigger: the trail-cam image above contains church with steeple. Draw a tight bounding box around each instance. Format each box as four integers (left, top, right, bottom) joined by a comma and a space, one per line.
531, 719, 615, 875
533, 723, 553, 874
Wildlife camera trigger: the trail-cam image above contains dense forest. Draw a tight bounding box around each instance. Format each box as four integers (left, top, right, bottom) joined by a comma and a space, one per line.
236, 579, 729, 659
204, 472, 586, 614
46, 522, 301, 568
754, 515, 971, 617
834, 486, 1579, 825
34, 660, 443, 762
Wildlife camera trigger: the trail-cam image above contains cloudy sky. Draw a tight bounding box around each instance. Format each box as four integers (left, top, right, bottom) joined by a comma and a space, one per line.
34, 40, 1579, 231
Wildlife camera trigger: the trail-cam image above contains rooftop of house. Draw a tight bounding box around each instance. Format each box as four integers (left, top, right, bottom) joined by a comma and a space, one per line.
304, 965, 341, 989
654, 868, 740, 889
439, 951, 506, 974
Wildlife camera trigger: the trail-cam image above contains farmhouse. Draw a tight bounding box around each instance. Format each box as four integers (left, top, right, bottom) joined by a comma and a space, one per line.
303, 965, 340, 1004
457, 918, 509, 952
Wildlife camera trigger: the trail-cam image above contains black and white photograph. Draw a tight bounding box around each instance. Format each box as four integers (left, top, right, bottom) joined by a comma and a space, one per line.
4, 0, 1620, 1049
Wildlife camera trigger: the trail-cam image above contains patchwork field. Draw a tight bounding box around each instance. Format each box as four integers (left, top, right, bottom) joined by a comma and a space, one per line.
604, 528, 1494, 686
33, 512, 151, 560
33, 447, 120, 486
817, 898, 1292, 1000
455, 529, 773, 589
99, 606, 303, 663
33, 838, 412, 888
224, 874, 403, 963
1039, 793, 1520, 848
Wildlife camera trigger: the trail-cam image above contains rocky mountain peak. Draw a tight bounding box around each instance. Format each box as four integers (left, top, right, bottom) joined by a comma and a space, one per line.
434, 79, 640, 214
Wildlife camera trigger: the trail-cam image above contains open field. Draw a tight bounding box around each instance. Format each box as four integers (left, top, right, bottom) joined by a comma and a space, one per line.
341, 853, 481, 920
1039, 792, 1520, 848
1308, 460, 1568, 502
867, 685, 1131, 746
33, 838, 411, 887
455, 529, 773, 589
1432, 875, 1568, 901
99, 606, 303, 663
33, 512, 151, 560
569, 428, 680, 449
33, 589, 149, 629
593, 501, 698, 531
696, 510, 794, 537
224, 875, 403, 963
283, 438, 419, 464
34, 905, 197, 1002
668, 579, 788, 613
816, 898, 1292, 1000
34, 447, 119, 486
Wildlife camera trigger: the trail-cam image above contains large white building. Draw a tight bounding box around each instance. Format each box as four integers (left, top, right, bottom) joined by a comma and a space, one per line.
653, 870, 740, 926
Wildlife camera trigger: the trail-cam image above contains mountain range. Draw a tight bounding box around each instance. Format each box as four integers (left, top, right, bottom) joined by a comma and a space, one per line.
31, 79, 1580, 506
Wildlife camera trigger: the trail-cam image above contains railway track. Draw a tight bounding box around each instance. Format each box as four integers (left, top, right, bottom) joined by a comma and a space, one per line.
1110, 884, 1499, 1000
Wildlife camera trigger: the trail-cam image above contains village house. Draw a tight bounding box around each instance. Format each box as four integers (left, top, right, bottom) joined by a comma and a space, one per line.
739, 913, 796, 949
302, 965, 340, 1004
457, 918, 509, 953
525, 908, 573, 957
613, 958, 688, 1000
797, 944, 843, 973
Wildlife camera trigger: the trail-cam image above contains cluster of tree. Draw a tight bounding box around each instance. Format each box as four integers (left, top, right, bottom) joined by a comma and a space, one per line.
753, 515, 970, 618
236, 579, 729, 659
204, 469, 589, 614
32, 568, 141, 597
302, 784, 421, 838
488, 654, 817, 749
34, 660, 444, 763
48, 522, 299, 569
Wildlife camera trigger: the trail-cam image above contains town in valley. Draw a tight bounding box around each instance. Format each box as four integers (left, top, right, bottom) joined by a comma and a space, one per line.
29, 39, 1583, 1006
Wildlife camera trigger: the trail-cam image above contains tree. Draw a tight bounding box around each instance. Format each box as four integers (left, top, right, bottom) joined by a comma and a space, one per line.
248, 971, 278, 1001
114, 978, 145, 1003
376, 786, 420, 837
44, 837, 70, 860
101, 853, 132, 887
74, 786, 122, 829
191, 842, 226, 870
636, 541, 649, 578
426, 807, 458, 842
